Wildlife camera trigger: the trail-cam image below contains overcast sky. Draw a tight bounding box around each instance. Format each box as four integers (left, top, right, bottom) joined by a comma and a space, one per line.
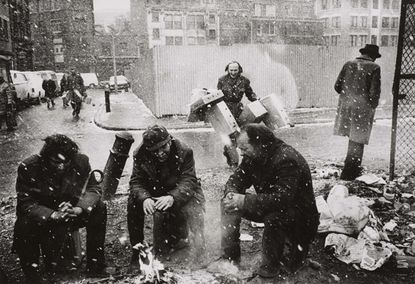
93, 0, 130, 26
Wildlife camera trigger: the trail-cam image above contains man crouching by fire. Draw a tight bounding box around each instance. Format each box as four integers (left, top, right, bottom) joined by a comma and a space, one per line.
12, 134, 108, 284
209, 124, 319, 279
127, 125, 206, 272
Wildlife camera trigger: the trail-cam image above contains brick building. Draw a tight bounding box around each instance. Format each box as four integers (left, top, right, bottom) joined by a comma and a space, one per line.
9, 0, 33, 70
131, 0, 323, 47
0, 1, 13, 75
315, 0, 400, 46
29, 0, 95, 72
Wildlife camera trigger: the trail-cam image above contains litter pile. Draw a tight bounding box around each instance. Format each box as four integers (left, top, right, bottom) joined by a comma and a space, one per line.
317, 172, 415, 271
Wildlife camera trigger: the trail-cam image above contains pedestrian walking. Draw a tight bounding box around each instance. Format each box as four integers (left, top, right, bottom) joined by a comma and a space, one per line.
209, 124, 319, 279
217, 61, 257, 168
127, 125, 206, 272
60, 72, 70, 108
334, 44, 381, 180
0, 75, 17, 131
12, 134, 110, 283
42, 78, 57, 109
66, 68, 86, 119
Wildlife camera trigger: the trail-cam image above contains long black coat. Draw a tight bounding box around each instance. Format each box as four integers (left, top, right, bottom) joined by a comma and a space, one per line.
129, 139, 205, 208
334, 55, 381, 145
14, 153, 101, 226
225, 138, 319, 226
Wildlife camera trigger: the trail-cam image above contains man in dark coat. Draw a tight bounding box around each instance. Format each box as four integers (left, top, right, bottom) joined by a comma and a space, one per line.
210, 124, 319, 279
0, 76, 16, 131
217, 61, 257, 168
66, 68, 86, 118
42, 78, 57, 109
127, 125, 205, 270
12, 134, 107, 283
334, 44, 381, 180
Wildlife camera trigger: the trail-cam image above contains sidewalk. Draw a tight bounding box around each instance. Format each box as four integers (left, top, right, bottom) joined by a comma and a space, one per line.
94, 92, 392, 131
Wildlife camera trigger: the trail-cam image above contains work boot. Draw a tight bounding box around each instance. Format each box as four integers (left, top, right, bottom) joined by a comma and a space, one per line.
128, 250, 141, 274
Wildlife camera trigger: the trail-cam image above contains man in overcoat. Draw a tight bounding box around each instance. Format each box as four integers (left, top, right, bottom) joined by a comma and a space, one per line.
210, 124, 319, 279
127, 125, 205, 270
217, 61, 257, 168
12, 134, 107, 283
334, 44, 381, 180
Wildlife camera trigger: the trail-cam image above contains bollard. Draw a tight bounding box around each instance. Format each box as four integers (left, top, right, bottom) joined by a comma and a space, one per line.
102, 132, 135, 200
105, 84, 111, 113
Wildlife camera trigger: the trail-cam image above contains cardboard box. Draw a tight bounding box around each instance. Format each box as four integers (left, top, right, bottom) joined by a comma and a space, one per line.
260, 95, 289, 129
189, 88, 224, 112
239, 100, 268, 125
206, 101, 240, 136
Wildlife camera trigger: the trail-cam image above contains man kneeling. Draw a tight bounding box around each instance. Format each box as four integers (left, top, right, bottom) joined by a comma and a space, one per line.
216, 124, 319, 278
127, 125, 205, 270
12, 134, 107, 284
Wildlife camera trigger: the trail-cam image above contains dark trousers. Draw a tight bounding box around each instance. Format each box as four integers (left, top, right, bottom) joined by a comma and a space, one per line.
13, 200, 107, 282
71, 100, 82, 117
340, 140, 365, 180
127, 196, 205, 257
221, 199, 318, 270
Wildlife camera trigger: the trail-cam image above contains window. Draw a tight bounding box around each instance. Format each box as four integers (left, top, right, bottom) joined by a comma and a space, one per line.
197, 37, 205, 45
165, 14, 182, 29
323, 18, 329, 28
373, 0, 379, 9
331, 35, 339, 46
152, 28, 160, 40
175, 36, 183, 45
350, 35, 358, 46
361, 16, 368, 27
392, 0, 399, 9
371, 35, 377, 44
152, 12, 159, 22
391, 17, 399, 28
165, 14, 173, 29
332, 17, 340, 28
359, 35, 368, 45
381, 35, 388, 46
256, 24, 262, 35
323, 36, 330, 45
372, 16, 378, 28
173, 15, 182, 29
351, 0, 358, 8
254, 4, 266, 16
382, 17, 390, 28
383, 0, 390, 9
390, 35, 398, 46
208, 15, 215, 24
351, 16, 358, 27
321, 0, 327, 9
265, 5, 276, 17
54, 43, 64, 63
208, 29, 216, 40
101, 42, 111, 55
0, 18, 8, 41
188, 36, 196, 45
361, 0, 368, 8
187, 15, 204, 30
333, 0, 341, 8
166, 36, 174, 45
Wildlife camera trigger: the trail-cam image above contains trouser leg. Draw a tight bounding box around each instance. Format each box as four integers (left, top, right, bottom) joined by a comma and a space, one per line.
181, 199, 205, 256
153, 210, 171, 254
127, 195, 145, 261
85, 200, 107, 268
341, 140, 365, 180
220, 200, 241, 261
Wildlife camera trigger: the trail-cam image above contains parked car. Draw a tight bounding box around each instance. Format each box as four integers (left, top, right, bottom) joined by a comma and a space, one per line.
39, 70, 60, 93
22, 71, 45, 104
81, 73, 99, 89
109, 75, 130, 92
99, 80, 110, 88
10, 70, 31, 104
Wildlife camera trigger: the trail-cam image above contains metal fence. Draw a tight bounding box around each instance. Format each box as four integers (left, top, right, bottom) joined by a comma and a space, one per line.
390, 0, 415, 178
152, 44, 397, 116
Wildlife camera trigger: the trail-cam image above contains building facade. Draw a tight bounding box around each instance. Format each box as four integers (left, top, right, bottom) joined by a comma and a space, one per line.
29, 0, 95, 72
9, 0, 33, 70
131, 0, 323, 48
315, 0, 400, 46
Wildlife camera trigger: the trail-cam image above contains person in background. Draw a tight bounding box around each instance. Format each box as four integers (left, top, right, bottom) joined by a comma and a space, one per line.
334, 44, 381, 180
0, 75, 17, 131
12, 134, 109, 283
209, 124, 319, 280
66, 68, 86, 119
127, 125, 206, 271
217, 61, 258, 168
60, 72, 70, 108
42, 77, 57, 109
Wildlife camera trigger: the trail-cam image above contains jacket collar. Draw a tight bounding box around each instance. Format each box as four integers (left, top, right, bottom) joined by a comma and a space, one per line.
356, 54, 374, 62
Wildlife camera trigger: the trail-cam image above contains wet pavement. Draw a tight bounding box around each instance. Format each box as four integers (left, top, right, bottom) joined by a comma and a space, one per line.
0, 89, 393, 199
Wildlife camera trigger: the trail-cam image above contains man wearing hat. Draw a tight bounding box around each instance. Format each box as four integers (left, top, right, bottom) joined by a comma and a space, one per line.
334, 44, 381, 180
127, 125, 206, 269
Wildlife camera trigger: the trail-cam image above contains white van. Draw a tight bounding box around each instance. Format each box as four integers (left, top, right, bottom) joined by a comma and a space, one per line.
10, 70, 30, 103
81, 73, 99, 89
22, 71, 45, 104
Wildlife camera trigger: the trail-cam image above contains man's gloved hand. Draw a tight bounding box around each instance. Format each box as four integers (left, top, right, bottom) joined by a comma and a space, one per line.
154, 195, 174, 211
65, 206, 83, 218
49, 211, 68, 222
223, 192, 245, 213
143, 198, 156, 215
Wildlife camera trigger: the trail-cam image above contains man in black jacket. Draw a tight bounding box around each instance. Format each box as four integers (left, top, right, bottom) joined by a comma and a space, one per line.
12, 134, 107, 283
127, 125, 205, 270
211, 124, 319, 278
